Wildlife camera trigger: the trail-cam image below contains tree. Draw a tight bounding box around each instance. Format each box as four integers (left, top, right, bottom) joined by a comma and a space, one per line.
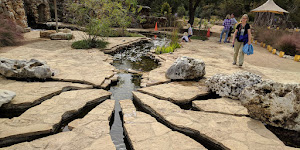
177, 5, 186, 17
188, 0, 201, 25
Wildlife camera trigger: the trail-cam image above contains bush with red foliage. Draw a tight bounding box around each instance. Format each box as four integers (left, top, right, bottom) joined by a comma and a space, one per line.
276, 33, 300, 56
0, 14, 23, 47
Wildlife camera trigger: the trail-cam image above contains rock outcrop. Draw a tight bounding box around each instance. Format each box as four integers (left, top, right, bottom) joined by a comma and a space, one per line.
239, 80, 300, 132
0, 0, 28, 27
0, 58, 52, 79
166, 56, 205, 80
206, 71, 262, 99
40, 30, 56, 38
0, 90, 15, 107
23, 0, 51, 23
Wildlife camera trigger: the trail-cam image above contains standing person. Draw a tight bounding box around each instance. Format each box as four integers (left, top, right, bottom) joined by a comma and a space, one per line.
187, 23, 193, 42
219, 14, 231, 43
232, 14, 252, 67
227, 13, 238, 43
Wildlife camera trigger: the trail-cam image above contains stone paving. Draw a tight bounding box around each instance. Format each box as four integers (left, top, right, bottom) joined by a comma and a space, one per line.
0, 89, 111, 147
120, 99, 207, 150
133, 91, 295, 150
138, 82, 209, 104
1, 100, 115, 150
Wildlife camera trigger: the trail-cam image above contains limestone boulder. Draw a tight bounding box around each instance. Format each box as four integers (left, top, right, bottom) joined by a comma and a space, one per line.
0, 90, 16, 107
0, 58, 52, 79
166, 56, 205, 80
239, 80, 300, 132
206, 71, 262, 99
50, 32, 73, 40
40, 30, 56, 38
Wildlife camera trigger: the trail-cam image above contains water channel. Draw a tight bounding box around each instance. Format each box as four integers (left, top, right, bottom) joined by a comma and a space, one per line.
109, 36, 169, 150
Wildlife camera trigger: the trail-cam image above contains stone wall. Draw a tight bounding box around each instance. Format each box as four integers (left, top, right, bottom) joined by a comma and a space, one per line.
23, 0, 51, 24
0, 0, 28, 27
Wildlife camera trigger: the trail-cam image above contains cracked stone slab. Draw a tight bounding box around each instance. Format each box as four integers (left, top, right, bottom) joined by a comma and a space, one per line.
137, 82, 209, 104
132, 91, 294, 150
0, 89, 111, 147
0, 77, 92, 114
0, 47, 115, 87
1, 100, 115, 150
120, 99, 207, 150
192, 98, 249, 116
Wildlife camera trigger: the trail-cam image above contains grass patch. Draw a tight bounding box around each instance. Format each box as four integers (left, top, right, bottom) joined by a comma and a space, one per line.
155, 43, 181, 54
191, 36, 208, 41
72, 39, 109, 49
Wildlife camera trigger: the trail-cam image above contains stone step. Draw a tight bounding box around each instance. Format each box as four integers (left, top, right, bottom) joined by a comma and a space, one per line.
137, 82, 209, 104
0, 77, 92, 117
1, 100, 115, 150
192, 98, 249, 116
119, 99, 207, 150
0, 89, 111, 147
132, 91, 293, 150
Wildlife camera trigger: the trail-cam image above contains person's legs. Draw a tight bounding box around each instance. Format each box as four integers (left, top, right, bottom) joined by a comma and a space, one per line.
238, 44, 245, 66
219, 29, 225, 42
224, 29, 230, 43
188, 35, 192, 42
233, 41, 242, 64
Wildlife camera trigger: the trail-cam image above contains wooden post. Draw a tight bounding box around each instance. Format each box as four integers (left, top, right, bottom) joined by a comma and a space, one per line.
54, 0, 58, 32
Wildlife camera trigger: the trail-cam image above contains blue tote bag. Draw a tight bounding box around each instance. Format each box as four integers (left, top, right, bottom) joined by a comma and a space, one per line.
243, 44, 254, 55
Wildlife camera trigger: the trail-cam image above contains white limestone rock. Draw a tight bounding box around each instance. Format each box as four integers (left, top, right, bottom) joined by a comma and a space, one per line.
166, 56, 205, 80
239, 80, 300, 132
50, 32, 73, 40
0, 58, 52, 79
205, 71, 262, 99
0, 90, 16, 107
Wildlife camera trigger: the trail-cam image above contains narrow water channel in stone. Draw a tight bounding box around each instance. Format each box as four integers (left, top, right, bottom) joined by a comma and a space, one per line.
109, 37, 167, 150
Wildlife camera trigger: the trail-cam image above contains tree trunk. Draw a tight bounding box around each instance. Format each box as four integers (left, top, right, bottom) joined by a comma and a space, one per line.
188, 0, 201, 26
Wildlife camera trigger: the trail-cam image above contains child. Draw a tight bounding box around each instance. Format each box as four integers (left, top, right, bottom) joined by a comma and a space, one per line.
182, 32, 189, 42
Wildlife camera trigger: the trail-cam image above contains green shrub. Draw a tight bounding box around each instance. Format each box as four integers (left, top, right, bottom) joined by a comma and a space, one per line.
155, 43, 181, 54
72, 39, 108, 49
177, 5, 186, 18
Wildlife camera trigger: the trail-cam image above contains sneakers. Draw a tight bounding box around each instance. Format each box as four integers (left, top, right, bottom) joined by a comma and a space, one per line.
232, 62, 236, 65
238, 64, 243, 67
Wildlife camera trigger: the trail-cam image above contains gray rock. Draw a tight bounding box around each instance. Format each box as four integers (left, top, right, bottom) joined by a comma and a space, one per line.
165, 56, 205, 80
239, 80, 300, 132
0, 58, 52, 79
0, 90, 16, 107
50, 32, 73, 40
206, 71, 262, 99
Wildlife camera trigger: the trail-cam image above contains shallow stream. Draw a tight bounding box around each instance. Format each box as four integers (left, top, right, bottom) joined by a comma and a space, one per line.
109, 37, 168, 150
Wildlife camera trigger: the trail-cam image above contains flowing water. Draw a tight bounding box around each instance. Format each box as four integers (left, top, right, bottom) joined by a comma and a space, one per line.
109, 37, 168, 150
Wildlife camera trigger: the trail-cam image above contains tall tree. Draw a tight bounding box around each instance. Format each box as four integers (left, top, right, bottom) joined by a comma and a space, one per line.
188, 0, 201, 25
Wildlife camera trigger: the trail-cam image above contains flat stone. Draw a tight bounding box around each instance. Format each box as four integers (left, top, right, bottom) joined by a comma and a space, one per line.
120, 99, 207, 150
137, 82, 209, 104
133, 91, 292, 150
0, 48, 115, 87
40, 30, 56, 38
0, 89, 111, 147
0, 77, 92, 114
192, 98, 249, 116
50, 32, 73, 40
0, 90, 15, 107
2, 100, 115, 150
